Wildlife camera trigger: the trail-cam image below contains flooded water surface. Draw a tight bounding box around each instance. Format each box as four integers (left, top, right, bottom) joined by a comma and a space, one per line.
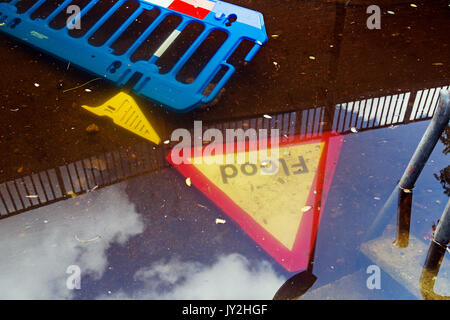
0, 0, 448, 300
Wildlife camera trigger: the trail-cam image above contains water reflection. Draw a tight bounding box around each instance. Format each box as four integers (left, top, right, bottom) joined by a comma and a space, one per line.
420, 198, 449, 300
0, 88, 448, 300
0, 104, 448, 299
434, 125, 450, 196
0, 183, 144, 299
101, 254, 285, 300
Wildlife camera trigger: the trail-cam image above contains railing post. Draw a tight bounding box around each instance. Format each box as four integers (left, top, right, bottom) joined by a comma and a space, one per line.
365, 90, 450, 242
398, 90, 450, 190
395, 90, 450, 246
394, 188, 412, 247
420, 199, 450, 300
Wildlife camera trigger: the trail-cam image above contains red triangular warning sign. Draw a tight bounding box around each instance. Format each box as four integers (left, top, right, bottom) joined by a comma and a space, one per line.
167, 133, 343, 272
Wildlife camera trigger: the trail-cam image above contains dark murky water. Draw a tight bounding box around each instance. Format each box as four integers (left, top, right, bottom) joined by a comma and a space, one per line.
0, 0, 448, 299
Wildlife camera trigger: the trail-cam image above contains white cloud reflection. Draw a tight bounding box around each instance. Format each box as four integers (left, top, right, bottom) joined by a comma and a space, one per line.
103, 254, 285, 300
0, 183, 144, 299
0, 182, 284, 300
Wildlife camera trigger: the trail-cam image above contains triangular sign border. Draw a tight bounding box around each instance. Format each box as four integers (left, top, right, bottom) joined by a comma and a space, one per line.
167, 132, 343, 272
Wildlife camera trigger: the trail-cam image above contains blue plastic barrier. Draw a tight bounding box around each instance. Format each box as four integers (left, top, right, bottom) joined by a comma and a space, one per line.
0, 0, 267, 112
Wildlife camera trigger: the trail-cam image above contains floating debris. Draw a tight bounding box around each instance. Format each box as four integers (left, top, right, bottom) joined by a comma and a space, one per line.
163, 140, 170, 145
75, 235, 101, 243
25, 195, 38, 198
85, 123, 100, 134
350, 127, 358, 133
273, 61, 280, 71
186, 177, 192, 187
263, 114, 272, 119
410, 4, 417, 8
34, 83, 40, 87
432, 62, 444, 66
63, 77, 102, 93
261, 160, 271, 168
374, 196, 381, 200
87, 185, 98, 193
301, 206, 312, 212
67, 191, 78, 198
387, 10, 395, 15
215, 218, 226, 224
309, 56, 316, 60
197, 203, 209, 210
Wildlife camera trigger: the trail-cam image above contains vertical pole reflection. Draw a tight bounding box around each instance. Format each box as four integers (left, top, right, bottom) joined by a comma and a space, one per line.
273, 1, 347, 300
419, 199, 450, 300
323, 1, 346, 132
393, 188, 412, 247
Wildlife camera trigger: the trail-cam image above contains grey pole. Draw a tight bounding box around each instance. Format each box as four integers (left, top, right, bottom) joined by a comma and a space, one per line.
399, 90, 450, 189
420, 199, 450, 300
434, 199, 450, 247
365, 90, 450, 241
395, 90, 449, 246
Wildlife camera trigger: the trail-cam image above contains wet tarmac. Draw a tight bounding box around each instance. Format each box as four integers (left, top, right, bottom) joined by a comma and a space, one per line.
0, 0, 449, 299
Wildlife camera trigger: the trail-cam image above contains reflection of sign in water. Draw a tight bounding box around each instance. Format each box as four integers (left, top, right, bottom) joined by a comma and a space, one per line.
168, 134, 343, 271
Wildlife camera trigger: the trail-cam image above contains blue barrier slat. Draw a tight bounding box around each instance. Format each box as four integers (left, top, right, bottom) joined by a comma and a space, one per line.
83, 0, 127, 40
25, 0, 47, 17
168, 25, 212, 77
73, 0, 99, 30
194, 35, 239, 92
147, 16, 190, 64
0, 0, 268, 112
45, 0, 74, 24
124, 11, 169, 59
103, 6, 144, 48
202, 62, 235, 104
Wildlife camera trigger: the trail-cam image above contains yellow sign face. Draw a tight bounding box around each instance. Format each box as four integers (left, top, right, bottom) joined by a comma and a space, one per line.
191, 142, 324, 250
82, 92, 161, 145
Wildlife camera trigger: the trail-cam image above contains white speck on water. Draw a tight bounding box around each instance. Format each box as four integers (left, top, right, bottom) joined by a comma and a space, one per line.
215, 218, 226, 224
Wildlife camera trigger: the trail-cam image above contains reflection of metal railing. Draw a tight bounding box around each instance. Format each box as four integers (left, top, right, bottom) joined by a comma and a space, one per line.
203, 85, 449, 138
0, 85, 448, 220
0, 143, 170, 219
420, 199, 450, 300
365, 89, 450, 242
